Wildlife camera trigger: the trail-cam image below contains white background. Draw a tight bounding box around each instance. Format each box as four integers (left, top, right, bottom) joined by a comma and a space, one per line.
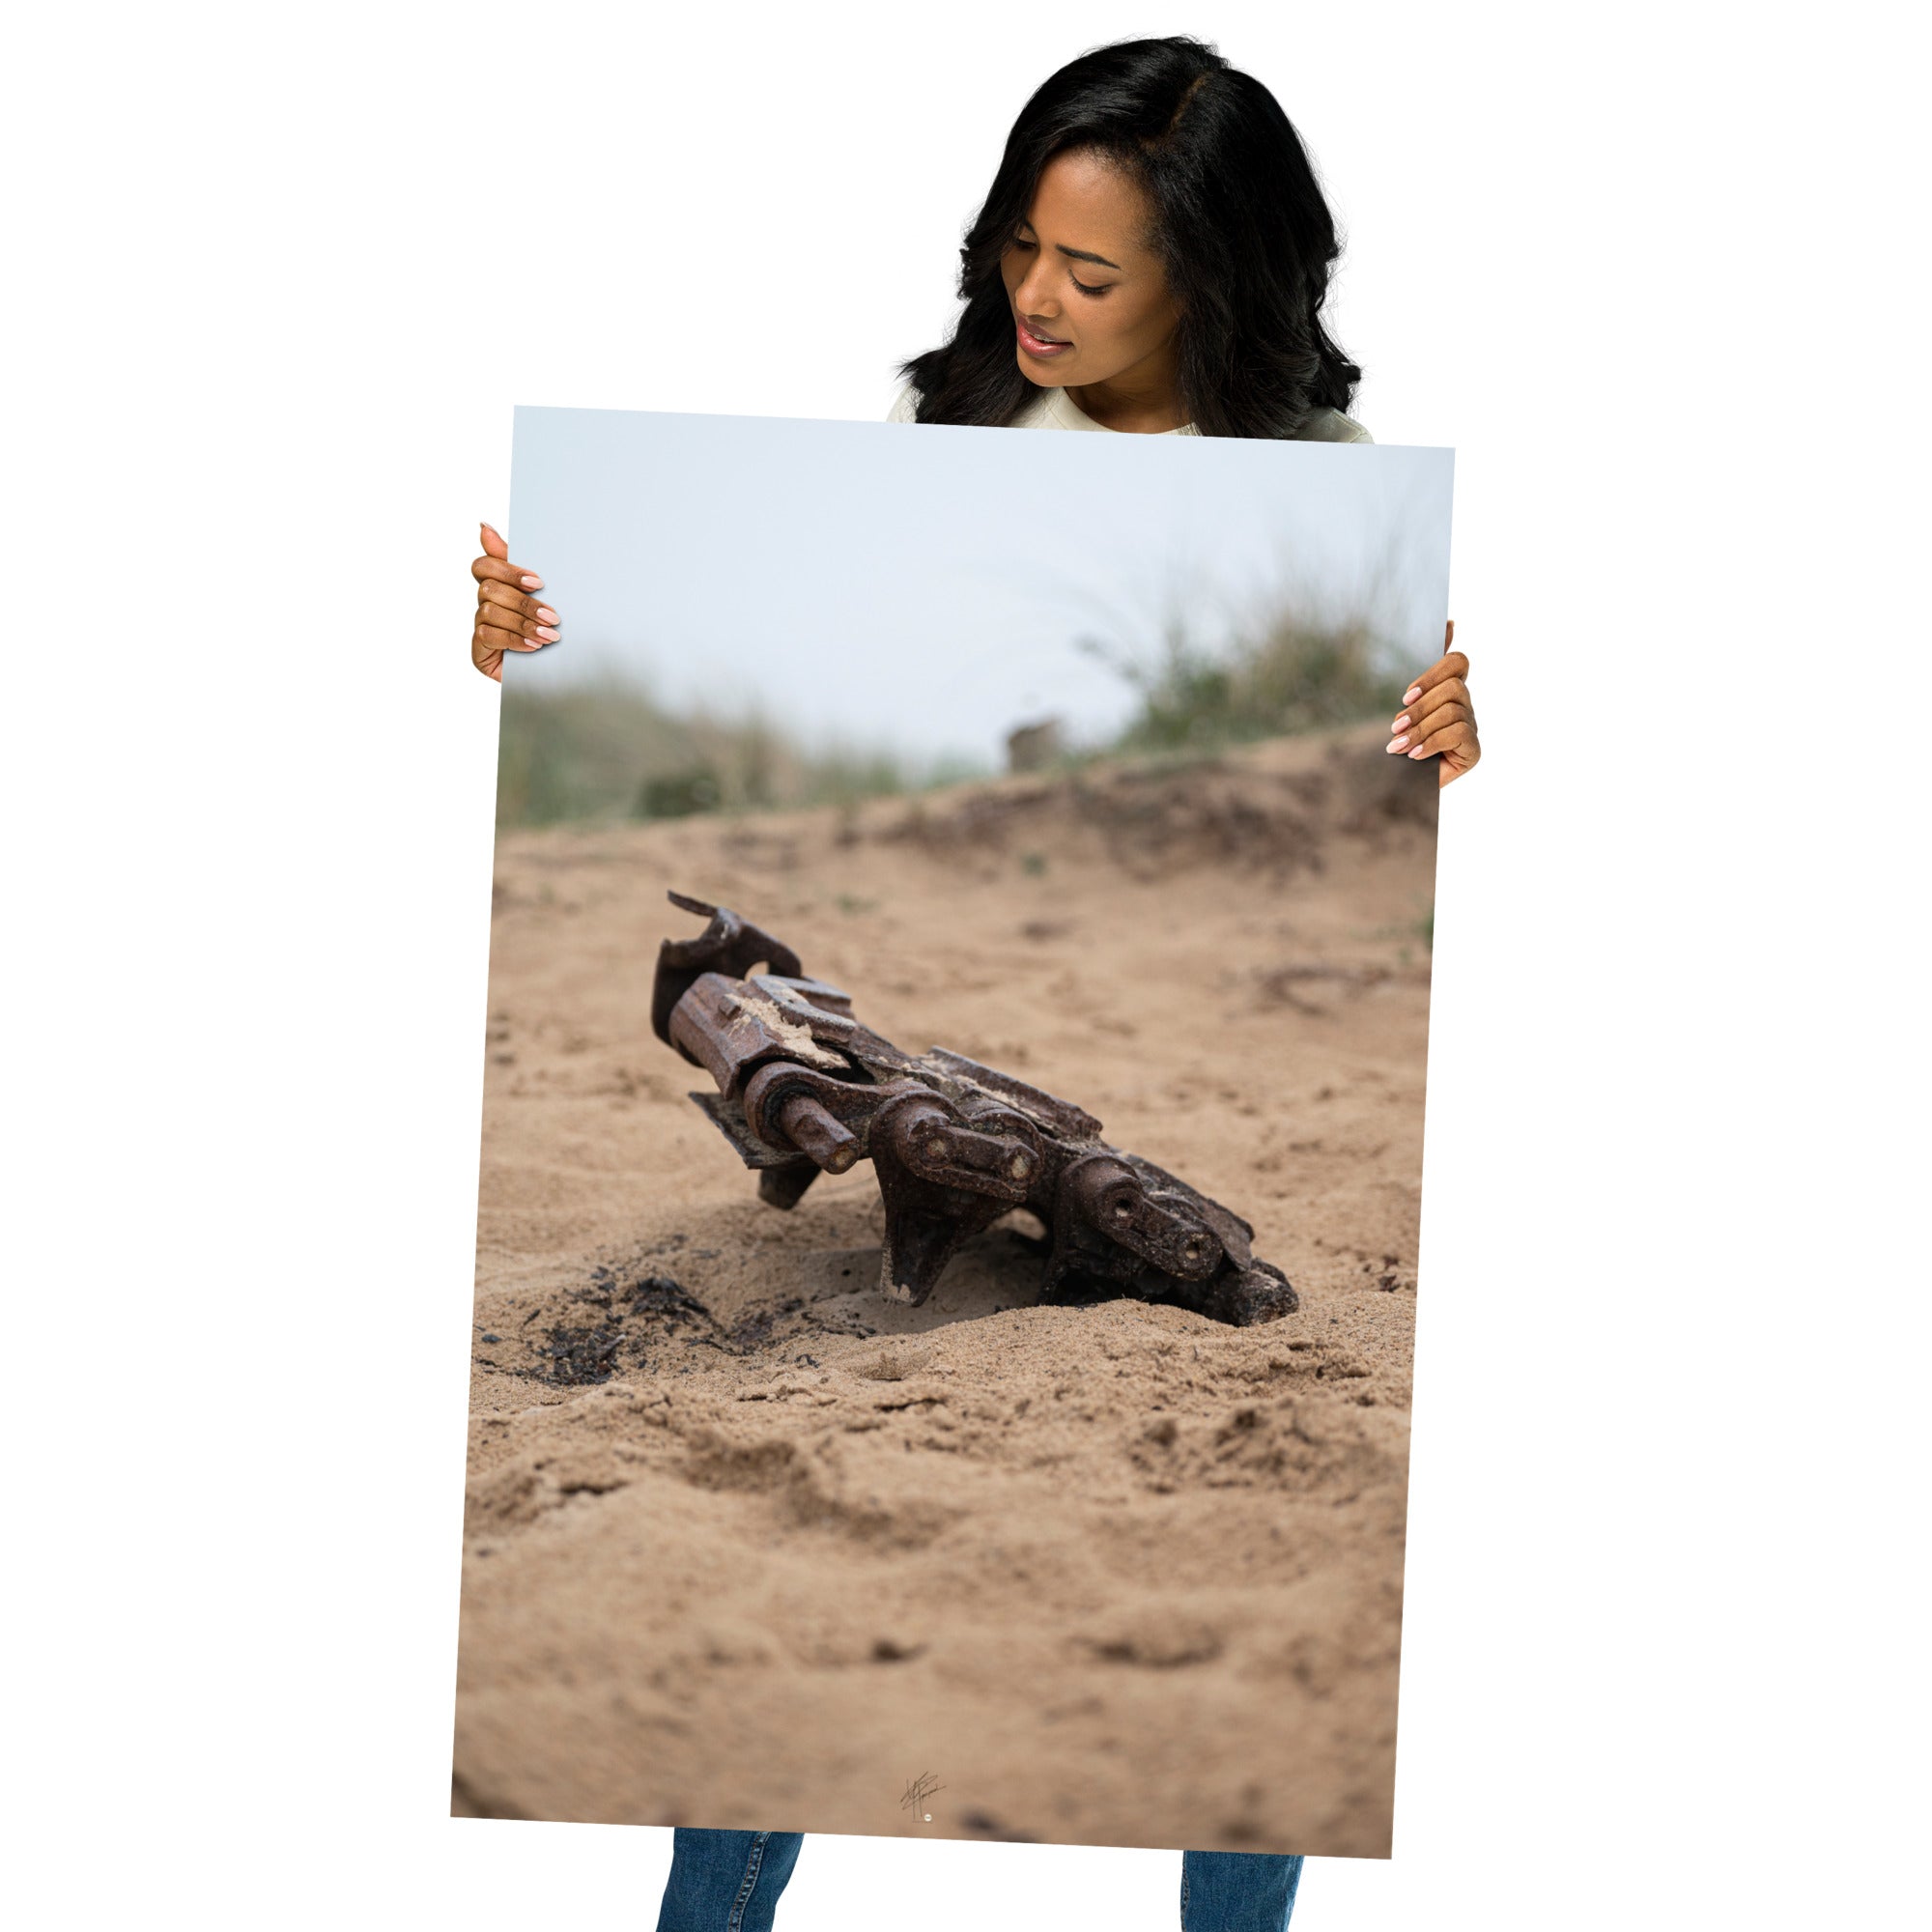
5, 4, 1925, 1928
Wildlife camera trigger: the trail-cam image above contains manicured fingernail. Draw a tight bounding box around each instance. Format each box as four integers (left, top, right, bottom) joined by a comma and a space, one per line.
525, 640, 543, 650
1403, 686, 1422, 704
1407, 745, 1427, 758
522, 574, 543, 589
1391, 714, 1410, 731
533, 626, 558, 641
535, 607, 557, 623
1385, 736, 1409, 753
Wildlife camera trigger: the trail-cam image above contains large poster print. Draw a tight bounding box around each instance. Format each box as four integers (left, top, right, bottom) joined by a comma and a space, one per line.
454, 408, 1453, 1856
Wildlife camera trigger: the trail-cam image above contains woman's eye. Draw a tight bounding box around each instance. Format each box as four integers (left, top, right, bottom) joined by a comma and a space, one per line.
1070, 276, 1111, 297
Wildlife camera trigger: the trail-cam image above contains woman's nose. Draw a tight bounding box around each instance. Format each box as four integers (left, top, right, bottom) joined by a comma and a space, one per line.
1014, 261, 1060, 320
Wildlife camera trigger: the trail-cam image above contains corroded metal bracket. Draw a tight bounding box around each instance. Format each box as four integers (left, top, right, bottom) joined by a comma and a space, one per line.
653, 893, 1297, 1326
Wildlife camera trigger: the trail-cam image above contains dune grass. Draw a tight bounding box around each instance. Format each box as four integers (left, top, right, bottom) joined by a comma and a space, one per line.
1079, 610, 1411, 757
496, 601, 1409, 828
496, 674, 959, 829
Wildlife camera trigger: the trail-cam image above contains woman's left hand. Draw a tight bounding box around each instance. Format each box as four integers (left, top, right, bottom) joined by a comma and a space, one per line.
1386, 620, 1479, 786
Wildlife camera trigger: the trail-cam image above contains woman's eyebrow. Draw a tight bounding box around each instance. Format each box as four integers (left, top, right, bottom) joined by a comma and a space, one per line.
1014, 221, 1122, 272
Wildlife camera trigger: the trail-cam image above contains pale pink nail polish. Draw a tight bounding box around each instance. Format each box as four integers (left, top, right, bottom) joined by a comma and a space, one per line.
1407, 745, 1427, 758
536, 607, 557, 623
534, 626, 558, 641
1392, 714, 1410, 731
522, 574, 544, 589
1403, 686, 1421, 704
1385, 736, 1408, 753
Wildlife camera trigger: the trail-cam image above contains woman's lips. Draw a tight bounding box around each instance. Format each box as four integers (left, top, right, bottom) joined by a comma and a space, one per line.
1016, 315, 1072, 358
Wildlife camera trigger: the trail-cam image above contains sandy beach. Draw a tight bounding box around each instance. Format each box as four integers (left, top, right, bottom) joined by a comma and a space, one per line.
454, 722, 1437, 1858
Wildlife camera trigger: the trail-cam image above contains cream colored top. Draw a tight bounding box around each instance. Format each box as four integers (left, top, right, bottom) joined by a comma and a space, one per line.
886, 380, 1372, 442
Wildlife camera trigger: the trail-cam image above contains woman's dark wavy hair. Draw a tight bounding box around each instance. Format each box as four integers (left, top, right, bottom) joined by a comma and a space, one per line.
899, 37, 1360, 439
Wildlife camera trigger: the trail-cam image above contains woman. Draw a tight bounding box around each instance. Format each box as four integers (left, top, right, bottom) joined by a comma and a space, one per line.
469, 36, 1480, 1932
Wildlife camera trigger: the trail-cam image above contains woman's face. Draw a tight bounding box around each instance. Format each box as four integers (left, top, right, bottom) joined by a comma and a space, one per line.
999, 148, 1180, 393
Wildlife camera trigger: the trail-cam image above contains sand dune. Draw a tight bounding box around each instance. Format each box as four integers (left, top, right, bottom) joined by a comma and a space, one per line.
455, 722, 1437, 1857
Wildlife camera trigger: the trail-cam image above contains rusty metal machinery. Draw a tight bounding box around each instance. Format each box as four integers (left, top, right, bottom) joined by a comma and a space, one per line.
653, 893, 1298, 1327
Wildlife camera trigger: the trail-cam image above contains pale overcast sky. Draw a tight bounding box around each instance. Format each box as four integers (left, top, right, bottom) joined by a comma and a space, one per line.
506, 407, 1454, 769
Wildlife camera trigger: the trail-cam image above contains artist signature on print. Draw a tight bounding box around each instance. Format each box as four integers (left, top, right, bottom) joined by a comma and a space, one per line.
901, 1772, 944, 1820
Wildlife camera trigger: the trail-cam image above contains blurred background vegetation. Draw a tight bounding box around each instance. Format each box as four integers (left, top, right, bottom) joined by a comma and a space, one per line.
496, 676, 950, 828
496, 602, 1414, 829
1077, 607, 1410, 756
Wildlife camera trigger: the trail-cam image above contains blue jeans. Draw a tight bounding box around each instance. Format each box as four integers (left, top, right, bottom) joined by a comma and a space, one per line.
655, 1829, 1302, 1931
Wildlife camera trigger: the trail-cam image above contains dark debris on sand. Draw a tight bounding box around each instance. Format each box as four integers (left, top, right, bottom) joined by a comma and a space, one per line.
533, 1322, 628, 1386
512, 1264, 821, 1386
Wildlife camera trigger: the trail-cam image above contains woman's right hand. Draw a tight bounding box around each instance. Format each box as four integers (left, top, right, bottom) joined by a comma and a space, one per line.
470, 522, 559, 682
